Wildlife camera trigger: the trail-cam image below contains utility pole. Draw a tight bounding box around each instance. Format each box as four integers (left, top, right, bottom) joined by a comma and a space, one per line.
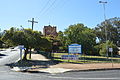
28, 18, 38, 30
99, 1, 108, 57
28, 18, 38, 59
20, 25, 24, 31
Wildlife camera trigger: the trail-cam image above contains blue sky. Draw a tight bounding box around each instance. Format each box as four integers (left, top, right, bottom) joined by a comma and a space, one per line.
0, 0, 120, 33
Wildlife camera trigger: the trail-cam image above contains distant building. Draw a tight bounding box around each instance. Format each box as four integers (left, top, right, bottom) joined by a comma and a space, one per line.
43, 25, 57, 37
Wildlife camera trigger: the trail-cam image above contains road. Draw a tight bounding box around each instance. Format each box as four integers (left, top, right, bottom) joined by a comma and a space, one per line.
49, 70, 120, 80
0, 49, 120, 80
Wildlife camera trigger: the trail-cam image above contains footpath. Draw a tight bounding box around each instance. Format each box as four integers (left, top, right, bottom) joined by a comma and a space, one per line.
12, 54, 120, 74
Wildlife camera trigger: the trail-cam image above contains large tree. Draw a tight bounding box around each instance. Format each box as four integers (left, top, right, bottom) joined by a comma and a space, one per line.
2, 27, 51, 60
95, 17, 120, 46
94, 40, 118, 56
57, 31, 67, 52
58, 23, 96, 55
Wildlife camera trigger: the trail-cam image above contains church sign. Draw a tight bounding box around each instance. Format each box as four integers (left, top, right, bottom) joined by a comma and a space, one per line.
68, 44, 82, 54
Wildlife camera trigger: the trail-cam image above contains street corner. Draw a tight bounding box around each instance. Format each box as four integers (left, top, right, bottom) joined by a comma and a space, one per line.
11, 67, 30, 72
38, 68, 73, 74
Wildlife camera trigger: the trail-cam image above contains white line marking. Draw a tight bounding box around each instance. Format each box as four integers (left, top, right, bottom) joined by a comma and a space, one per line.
49, 76, 119, 80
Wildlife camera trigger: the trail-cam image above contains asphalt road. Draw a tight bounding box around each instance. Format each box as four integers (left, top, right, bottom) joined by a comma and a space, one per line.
49, 70, 120, 80
0, 69, 120, 80
0, 49, 120, 80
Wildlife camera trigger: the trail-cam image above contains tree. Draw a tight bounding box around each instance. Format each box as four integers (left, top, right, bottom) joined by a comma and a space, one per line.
98, 41, 118, 56
59, 23, 96, 55
57, 31, 67, 52
95, 17, 120, 46
0, 32, 3, 48
2, 27, 51, 60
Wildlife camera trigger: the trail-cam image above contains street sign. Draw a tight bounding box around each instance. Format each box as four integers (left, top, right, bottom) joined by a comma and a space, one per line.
18, 45, 25, 60
68, 44, 82, 54
61, 55, 79, 60
109, 48, 113, 52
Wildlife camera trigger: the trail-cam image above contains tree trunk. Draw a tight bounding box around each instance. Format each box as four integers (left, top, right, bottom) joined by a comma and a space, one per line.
29, 48, 31, 59
23, 48, 28, 60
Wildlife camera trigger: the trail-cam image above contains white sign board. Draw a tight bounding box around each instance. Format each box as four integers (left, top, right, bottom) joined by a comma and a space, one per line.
69, 44, 82, 54
109, 48, 113, 52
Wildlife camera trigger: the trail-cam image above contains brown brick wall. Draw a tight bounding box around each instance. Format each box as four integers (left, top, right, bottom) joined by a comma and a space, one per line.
43, 25, 57, 37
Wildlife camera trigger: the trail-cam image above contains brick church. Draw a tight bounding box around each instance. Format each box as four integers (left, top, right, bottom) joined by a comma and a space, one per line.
43, 25, 58, 37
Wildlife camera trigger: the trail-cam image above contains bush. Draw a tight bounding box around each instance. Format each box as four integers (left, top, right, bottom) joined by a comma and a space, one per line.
99, 41, 118, 56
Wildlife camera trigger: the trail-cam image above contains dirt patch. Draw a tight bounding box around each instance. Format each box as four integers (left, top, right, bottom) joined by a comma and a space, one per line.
31, 54, 50, 61
50, 63, 120, 70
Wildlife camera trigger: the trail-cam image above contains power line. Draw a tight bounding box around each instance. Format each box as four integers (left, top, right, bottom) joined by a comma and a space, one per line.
37, 0, 70, 26
39, 0, 57, 16
39, 0, 51, 15
47, 0, 71, 25
49, 0, 68, 13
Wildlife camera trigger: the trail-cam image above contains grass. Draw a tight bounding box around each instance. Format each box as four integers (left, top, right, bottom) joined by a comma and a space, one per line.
23, 52, 120, 64
52, 53, 120, 64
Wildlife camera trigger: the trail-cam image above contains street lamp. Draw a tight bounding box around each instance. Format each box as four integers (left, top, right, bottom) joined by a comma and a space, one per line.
99, 1, 108, 57
99, 1, 107, 20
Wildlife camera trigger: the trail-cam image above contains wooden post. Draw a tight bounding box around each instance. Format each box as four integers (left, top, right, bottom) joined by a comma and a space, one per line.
28, 18, 38, 30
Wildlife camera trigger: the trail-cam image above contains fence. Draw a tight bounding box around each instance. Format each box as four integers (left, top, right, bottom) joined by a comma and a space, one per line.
53, 53, 120, 64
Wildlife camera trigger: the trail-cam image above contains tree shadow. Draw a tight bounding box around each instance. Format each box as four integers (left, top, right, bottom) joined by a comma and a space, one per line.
0, 54, 7, 56
5, 59, 62, 68
0, 54, 7, 58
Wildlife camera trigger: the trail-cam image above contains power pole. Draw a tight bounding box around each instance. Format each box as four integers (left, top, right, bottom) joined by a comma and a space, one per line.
28, 18, 38, 30
28, 18, 38, 59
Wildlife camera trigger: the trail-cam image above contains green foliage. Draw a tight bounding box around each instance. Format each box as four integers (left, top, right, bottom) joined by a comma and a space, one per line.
0, 32, 3, 48
95, 17, 120, 46
1, 27, 51, 60
0, 38, 3, 48
57, 23, 96, 54
57, 31, 67, 52
2, 28, 51, 49
98, 41, 118, 56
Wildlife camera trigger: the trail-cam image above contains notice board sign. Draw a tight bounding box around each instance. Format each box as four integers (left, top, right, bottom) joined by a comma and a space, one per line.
68, 44, 82, 54
109, 48, 113, 52
61, 55, 79, 60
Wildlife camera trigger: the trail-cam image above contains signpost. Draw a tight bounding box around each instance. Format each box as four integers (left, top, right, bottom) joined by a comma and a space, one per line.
68, 44, 82, 54
109, 48, 113, 53
18, 45, 25, 61
109, 48, 113, 67
61, 44, 82, 62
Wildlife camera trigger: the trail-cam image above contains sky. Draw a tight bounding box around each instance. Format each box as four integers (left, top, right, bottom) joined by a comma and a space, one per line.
0, 0, 120, 33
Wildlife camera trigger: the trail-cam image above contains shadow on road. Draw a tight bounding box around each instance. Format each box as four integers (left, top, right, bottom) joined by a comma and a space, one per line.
5, 59, 62, 69
0, 54, 7, 56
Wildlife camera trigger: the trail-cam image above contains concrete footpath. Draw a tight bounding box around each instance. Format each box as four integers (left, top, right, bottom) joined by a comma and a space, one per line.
12, 54, 120, 74
50, 63, 120, 70
27, 63, 120, 74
